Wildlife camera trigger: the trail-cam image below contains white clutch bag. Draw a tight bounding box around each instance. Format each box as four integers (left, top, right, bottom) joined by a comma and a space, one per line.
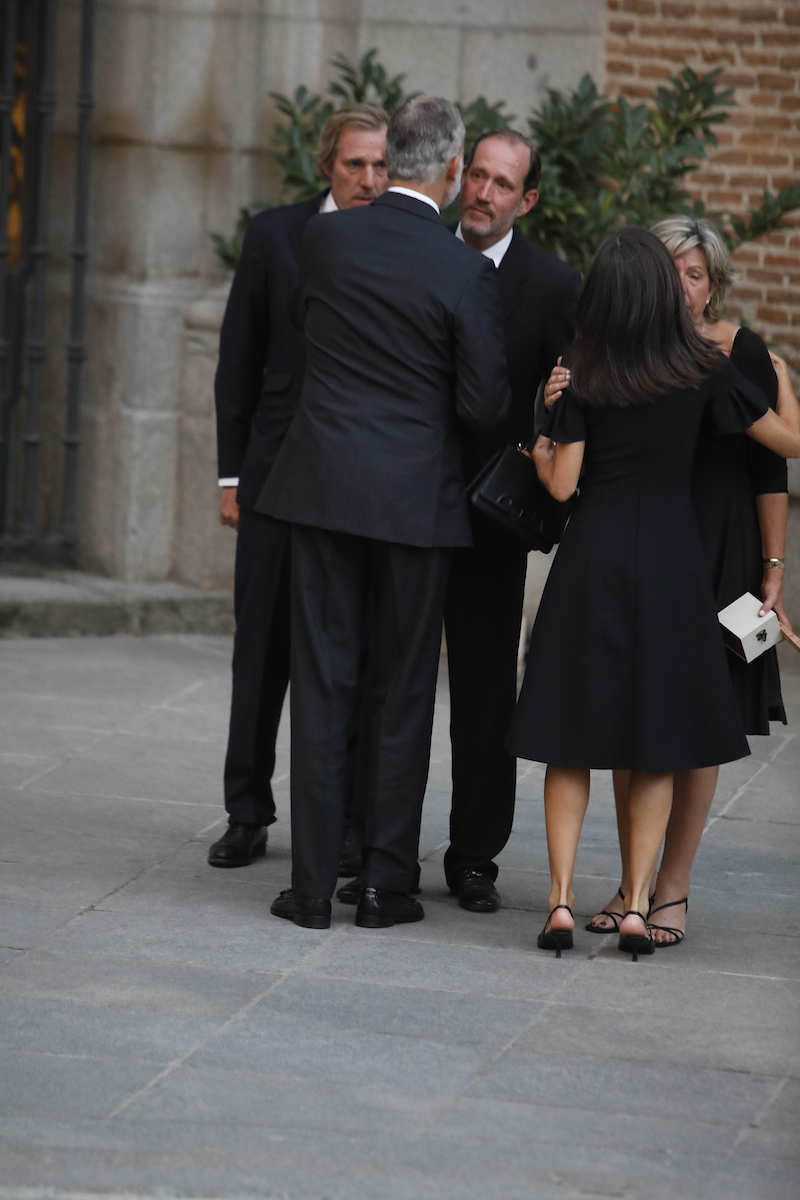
717, 592, 798, 661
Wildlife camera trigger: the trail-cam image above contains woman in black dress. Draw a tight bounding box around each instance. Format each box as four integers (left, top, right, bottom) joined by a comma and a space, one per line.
548, 217, 799, 945
511, 226, 800, 959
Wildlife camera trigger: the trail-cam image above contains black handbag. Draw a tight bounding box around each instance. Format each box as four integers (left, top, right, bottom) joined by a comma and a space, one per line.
468, 443, 577, 553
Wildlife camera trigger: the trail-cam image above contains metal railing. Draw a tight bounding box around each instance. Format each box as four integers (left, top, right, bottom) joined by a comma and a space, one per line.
0, 0, 95, 554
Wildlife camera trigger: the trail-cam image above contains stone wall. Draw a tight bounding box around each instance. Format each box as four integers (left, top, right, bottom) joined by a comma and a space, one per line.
43, 0, 605, 584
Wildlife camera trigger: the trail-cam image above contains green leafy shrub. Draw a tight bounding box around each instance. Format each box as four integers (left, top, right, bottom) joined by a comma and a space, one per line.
524, 68, 800, 272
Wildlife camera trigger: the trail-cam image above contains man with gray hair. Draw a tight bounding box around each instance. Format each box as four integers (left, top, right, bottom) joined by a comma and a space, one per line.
257, 96, 510, 929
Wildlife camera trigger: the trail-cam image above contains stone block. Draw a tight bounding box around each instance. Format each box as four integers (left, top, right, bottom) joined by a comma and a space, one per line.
203, 154, 279, 271
461, 29, 603, 122
256, 16, 358, 149
77, 277, 211, 577
174, 412, 236, 587
361, 0, 601, 29
260, 1, 360, 18
151, 9, 260, 149
148, 149, 222, 277
87, 143, 155, 276
88, 144, 213, 279
91, 1, 157, 143
117, 408, 179, 580
174, 285, 235, 587
357, 21, 461, 100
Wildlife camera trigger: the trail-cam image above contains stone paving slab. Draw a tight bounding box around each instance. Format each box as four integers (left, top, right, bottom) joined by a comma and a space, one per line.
0, 634, 798, 1199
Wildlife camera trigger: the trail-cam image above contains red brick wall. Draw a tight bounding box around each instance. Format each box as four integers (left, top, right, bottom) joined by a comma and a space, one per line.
605, 1, 800, 376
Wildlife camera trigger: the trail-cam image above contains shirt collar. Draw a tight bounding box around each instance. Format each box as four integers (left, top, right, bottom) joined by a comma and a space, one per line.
319, 191, 339, 214
455, 222, 513, 267
387, 185, 440, 215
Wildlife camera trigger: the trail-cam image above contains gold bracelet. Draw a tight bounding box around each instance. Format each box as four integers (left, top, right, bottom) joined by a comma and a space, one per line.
763, 557, 785, 570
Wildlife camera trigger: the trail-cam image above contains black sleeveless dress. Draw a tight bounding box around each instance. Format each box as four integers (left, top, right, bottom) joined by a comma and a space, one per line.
510, 360, 768, 771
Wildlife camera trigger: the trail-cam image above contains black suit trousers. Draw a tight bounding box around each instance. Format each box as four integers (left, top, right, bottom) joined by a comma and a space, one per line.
289, 525, 450, 899
223, 508, 291, 826
443, 533, 528, 882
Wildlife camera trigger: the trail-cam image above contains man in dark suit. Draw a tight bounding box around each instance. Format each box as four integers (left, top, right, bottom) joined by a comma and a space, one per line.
208, 104, 388, 869
258, 97, 510, 930
443, 130, 581, 913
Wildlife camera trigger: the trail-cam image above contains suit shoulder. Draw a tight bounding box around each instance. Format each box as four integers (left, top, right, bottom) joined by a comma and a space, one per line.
512, 233, 580, 289
243, 195, 321, 246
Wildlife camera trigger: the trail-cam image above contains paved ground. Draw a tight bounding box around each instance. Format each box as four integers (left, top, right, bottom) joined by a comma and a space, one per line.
1, 632, 798, 1200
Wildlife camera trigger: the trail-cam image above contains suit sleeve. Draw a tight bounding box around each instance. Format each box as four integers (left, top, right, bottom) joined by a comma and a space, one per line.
214, 219, 270, 481
452, 259, 511, 430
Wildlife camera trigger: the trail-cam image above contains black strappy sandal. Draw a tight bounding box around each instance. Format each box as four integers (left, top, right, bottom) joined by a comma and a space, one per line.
648, 897, 688, 947
537, 904, 574, 958
618, 911, 655, 961
585, 887, 625, 934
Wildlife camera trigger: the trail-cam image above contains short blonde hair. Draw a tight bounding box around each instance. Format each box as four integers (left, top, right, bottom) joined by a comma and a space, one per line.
315, 103, 388, 177
650, 215, 734, 321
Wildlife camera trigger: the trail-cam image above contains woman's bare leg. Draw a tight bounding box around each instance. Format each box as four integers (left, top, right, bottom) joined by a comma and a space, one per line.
648, 765, 718, 944
618, 770, 674, 941
542, 764, 590, 932
586, 769, 631, 930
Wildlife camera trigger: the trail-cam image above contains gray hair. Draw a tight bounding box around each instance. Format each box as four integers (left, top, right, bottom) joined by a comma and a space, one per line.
650, 215, 735, 321
386, 96, 465, 184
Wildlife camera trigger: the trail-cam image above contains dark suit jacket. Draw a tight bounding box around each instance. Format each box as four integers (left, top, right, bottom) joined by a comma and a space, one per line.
459, 229, 580, 482
256, 190, 510, 548
214, 193, 324, 510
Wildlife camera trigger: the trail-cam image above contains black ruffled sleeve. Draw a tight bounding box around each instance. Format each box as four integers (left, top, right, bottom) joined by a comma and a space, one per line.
707, 358, 769, 436
542, 389, 586, 444
730, 327, 788, 496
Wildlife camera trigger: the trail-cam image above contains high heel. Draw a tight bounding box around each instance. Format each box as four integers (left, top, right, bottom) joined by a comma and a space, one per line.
617, 911, 654, 962
537, 904, 574, 958
585, 886, 625, 934
648, 897, 688, 947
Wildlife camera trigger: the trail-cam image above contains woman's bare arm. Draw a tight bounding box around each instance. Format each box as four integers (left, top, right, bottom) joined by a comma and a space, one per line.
532, 435, 584, 501
755, 492, 791, 626
746, 409, 800, 458
770, 352, 800, 433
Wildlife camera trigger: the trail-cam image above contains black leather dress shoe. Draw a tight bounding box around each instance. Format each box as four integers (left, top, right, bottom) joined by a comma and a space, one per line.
448, 868, 500, 913
338, 872, 421, 905
207, 823, 267, 868
336, 875, 364, 905
270, 888, 331, 929
355, 887, 424, 928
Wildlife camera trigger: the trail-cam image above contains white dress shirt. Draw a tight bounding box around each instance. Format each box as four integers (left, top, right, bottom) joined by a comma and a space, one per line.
455, 221, 513, 268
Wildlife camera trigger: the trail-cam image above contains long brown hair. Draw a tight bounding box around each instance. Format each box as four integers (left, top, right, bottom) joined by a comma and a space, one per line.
569, 226, 724, 408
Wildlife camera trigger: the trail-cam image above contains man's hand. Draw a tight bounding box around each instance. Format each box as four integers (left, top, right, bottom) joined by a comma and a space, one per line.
544, 356, 570, 410
219, 486, 240, 530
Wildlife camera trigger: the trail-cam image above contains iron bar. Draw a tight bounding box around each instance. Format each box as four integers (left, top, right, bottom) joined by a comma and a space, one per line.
20, 0, 57, 540
59, 0, 94, 542
0, 0, 19, 534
